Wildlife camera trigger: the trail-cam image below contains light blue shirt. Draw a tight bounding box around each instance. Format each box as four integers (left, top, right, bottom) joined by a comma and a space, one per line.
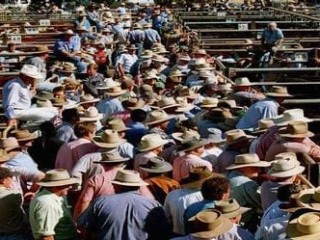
236, 98, 279, 129
56, 121, 77, 143
2, 78, 31, 119
96, 97, 124, 118
262, 28, 284, 45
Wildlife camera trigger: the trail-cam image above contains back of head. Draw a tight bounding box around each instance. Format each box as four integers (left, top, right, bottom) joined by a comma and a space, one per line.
62, 108, 79, 122
74, 122, 96, 138
131, 109, 147, 122
201, 175, 230, 201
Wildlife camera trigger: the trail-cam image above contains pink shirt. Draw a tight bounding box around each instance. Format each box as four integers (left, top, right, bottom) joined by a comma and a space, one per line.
172, 154, 213, 182
78, 168, 154, 204
256, 126, 279, 160
55, 138, 99, 172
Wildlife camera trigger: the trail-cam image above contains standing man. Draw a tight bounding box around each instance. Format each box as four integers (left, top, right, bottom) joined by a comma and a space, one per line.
29, 169, 78, 240
261, 22, 284, 65
116, 45, 138, 77
3, 64, 58, 127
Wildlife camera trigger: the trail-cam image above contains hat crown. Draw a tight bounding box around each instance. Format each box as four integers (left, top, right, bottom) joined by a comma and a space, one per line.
269, 86, 289, 95
235, 153, 260, 165
113, 169, 143, 184
144, 157, 167, 169
283, 109, 306, 122
271, 159, 299, 172
286, 121, 308, 135
101, 130, 122, 144
148, 110, 169, 122
225, 129, 248, 144
181, 131, 200, 142
192, 210, 223, 233
158, 97, 177, 108
188, 166, 213, 180
234, 77, 251, 86
101, 150, 125, 162
108, 118, 126, 132
139, 134, 164, 150
80, 94, 95, 102
258, 119, 274, 129
11, 130, 33, 140
215, 199, 241, 215
84, 107, 99, 118
1, 137, 19, 150
202, 98, 219, 106
20, 64, 41, 78
274, 152, 297, 161
42, 169, 72, 182
296, 212, 320, 235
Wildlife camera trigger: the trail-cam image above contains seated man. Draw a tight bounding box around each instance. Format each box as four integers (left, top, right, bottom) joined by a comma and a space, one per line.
3, 64, 58, 127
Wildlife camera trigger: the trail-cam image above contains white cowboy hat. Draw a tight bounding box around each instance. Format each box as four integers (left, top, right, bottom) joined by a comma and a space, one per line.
92, 130, 126, 148
225, 129, 255, 146
137, 134, 168, 152
111, 169, 148, 187
139, 156, 173, 173
200, 98, 219, 108
226, 153, 270, 170
273, 109, 313, 126
37, 169, 78, 187
145, 110, 173, 126
79, 94, 100, 105
79, 107, 103, 122
172, 130, 200, 143
266, 86, 292, 98
215, 198, 251, 219
233, 77, 252, 87
20, 64, 42, 79
267, 159, 305, 178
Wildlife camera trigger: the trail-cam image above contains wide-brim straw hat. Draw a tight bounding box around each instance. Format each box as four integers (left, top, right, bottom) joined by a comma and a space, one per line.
37, 169, 78, 187
94, 150, 129, 164
175, 103, 195, 113
61, 29, 75, 36
200, 98, 219, 108
181, 166, 214, 189
145, 110, 173, 126
225, 129, 255, 146
1, 137, 21, 152
233, 77, 252, 87
226, 153, 270, 170
79, 94, 100, 105
172, 130, 200, 143
217, 117, 238, 131
188, 209, 233, 238
137, 133, 168, 152
267, 159, 305, 178
168, 69, 185, 78
79, 107, 103, 122
250, 118, 275, 134
207, 128, 225, 144
35, 91, 54, 100
10, 129, 37, 141
158, 97, 181, 110
107, 118, 130, 132
297, 187, 320, 209
178, 138, 207, 153
51, 98, 68, 107
273, 109, 313, 127
105, 86, 127, 97
215, 198, 251, 219
286, 211, 320, 239
20, 64, 42, 79
139, 156, 173, 173
111, 169, 148, 187
280, 120, 314, 138
266, 86, 292, 97
0, 148, 15, 163
92, 130, 126, 148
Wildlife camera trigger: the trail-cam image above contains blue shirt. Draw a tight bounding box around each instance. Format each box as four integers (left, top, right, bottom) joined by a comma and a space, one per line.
96, 97, 124, 118
5, 152, 39, 176
77, 192, 169, 240
184, 199, 215, 223
262, 28, 284, 45
56, 121, 77, 143
2, 78, 31, 119
125, 122, 148, 147
236, 98, 279, 129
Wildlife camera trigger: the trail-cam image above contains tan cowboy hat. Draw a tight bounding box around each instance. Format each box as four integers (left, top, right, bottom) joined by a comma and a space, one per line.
181, 166, 214, 189
218, 84, 233, 92
178, 138, 207, 153
274, 152, 297, 161
0, 148, 15, 163
105, 86, 127, 97
266, 86, 292, 98
286, 211, 320, 239
107, 118, 129, 132
96, 79, 120, 90
233, 77, 252, 87
92, 130, 126, 148
94, 150, 129, 164
151, 54, 167, 63
127, 44, 137, 50
37, 99, 53, 108
51, 98, 67, 107
297, 187, 320, 209
10, 129, 37, 142
280, 121, 314, 138
79, 107, 103, 122
61, 29, 75, 35
188, 209, 233, 238
142, 71, 159, 81
153, 47, 169, 54
1, 137, 20, 152
218, 100, 243, 111
194, 49, 207, 56
123, 98, 146, 110
250, 118, 275, 134
137, 134, 168, 152
168, 69, 184, 80
273, 109, 313, 127
37, 169, 78, 187
172, 130, 200, 143
142, 23, 152, 28
139, 156, 173, 173
35, 91, 54, 100
267, 159, 305, 178
226, 153, 270, 170
79, 94, 100, 105
37, 45, 50, 53
200, 98, 219, 108
215, 198, 251, 219
140, 50, 154, 59
59, 63, 76, 73
177, 87, 199, 100
132, 23, 142, 29
217, 117, 239, 131
145, 110, 173, 126
111, 169, 148, 187
175, 97, 195, 113
20, 64, 42, 79
158, 97, 181, 110
225, 129, 255, 146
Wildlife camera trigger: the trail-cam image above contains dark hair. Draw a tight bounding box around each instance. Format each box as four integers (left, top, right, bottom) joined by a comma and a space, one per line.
62, 108, 79, 122
0, 168, 12, 181
40, 121, 56, 137
201, 175, 230, 200
74, 122, 96, 138
52, 86, 65, 93
131, 109, 147, 122
277, 183, 305, 202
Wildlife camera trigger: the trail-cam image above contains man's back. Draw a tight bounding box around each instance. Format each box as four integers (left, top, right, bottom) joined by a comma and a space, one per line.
78, 192, 168, 240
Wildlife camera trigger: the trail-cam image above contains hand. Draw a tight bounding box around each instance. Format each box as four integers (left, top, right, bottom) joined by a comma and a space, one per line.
8, 118, 17, 127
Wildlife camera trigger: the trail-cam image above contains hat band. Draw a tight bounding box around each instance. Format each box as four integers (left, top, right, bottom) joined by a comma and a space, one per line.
43, 176, 71, 182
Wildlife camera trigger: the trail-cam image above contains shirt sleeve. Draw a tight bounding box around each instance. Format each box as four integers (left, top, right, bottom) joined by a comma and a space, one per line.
4, 82, 21, 119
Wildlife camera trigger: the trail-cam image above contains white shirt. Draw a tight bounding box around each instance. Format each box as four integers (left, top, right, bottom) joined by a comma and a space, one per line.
116, 53, 138, 73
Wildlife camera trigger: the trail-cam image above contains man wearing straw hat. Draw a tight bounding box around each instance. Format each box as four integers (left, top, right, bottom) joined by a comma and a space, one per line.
236, 86, 292, 129
116, 44, 138, 77
29, 169, 78, 240
77, 169, 169, 240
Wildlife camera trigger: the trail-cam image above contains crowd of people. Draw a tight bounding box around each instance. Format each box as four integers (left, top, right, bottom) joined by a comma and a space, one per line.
0, 2, 320, 240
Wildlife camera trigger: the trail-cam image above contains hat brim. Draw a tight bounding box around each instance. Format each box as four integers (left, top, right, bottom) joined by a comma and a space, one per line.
266, 93, 293, 97
105, 90, 127, 97
37, 178, 78, 187
280, 131, 314, 138
15, 132, 38, 142
92, 137, 126, 148
0, 152, 16, 163
137, 139, 168, 152
161, 104, 181, 110
175, 104, 195, 113
179, 140, 208, 153
145, 116, 174, 126
93, 157, 130, 164
226, 161, 270, 170
79, 114, 103, 122
21, 72, 43, 79
79, 98, 100, 105
200, 104, 218, 108
273, 116, 313, 126
111, 179, 148, 187
267, 165, 305, 178
222, 206, 251, 219
226, 135, 255, 146
297, 189, 320, 209
286, 215, 320, 239
139, 162, 173, 173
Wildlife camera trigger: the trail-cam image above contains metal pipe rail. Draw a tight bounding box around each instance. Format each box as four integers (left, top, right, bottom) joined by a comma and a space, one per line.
229, 67, 320, 73
184, 20, 320, 25
268, 7, 320, 22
